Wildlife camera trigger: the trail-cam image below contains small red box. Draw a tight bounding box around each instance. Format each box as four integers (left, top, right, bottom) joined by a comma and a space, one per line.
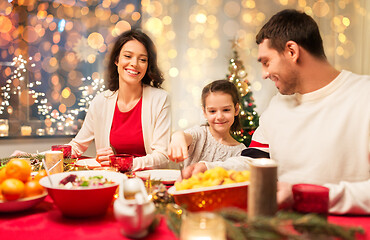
292, 184, 329, 216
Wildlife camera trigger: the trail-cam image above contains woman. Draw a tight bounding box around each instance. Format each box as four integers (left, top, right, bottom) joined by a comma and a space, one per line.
69, 29, 171, 170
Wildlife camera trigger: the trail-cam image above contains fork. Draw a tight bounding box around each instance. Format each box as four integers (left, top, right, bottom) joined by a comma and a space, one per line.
176, 159, 184, 179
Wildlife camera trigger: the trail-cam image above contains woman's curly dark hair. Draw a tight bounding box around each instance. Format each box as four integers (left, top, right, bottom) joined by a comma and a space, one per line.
106, 29, 164, 91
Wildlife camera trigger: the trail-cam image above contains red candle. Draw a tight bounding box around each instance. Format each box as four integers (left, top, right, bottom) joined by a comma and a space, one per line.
292, 184, 329, 216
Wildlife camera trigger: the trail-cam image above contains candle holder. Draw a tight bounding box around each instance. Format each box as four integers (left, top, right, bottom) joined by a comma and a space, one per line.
0, 119, 9, 137
180, 212, 226, 240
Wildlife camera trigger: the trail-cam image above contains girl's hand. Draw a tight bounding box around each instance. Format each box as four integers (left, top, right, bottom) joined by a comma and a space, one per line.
179, 162, 207, 180
96, 147, 114, 162
168, 132, 189, 162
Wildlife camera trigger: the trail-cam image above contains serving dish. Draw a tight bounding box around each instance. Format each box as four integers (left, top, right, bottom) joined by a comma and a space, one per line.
168, 181, 249, 212
0, 192, 48, 212
39, 170, 126, 217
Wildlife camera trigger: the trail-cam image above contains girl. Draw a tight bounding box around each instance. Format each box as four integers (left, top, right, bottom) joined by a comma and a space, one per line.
68, 29, 171, 170
168, 79, 246, 169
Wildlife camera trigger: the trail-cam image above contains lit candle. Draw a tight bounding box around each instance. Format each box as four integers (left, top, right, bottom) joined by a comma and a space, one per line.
21, 125, 32, 136
180, 212, 226, 240
0, 119, 9, 137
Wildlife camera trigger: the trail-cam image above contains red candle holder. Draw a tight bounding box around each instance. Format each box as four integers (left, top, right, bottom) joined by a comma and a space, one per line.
109, 154, 133, 174
292, 184, 329, 217
51, 145, 72, 159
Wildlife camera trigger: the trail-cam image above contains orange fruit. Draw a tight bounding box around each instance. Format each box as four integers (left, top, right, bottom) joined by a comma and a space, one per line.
0, 167, 6, 184
24, 180, 45, 198
0, 185, 4, 201
34, 170, 47, 182
5, 158, 32, 182
1, 178, 25, 200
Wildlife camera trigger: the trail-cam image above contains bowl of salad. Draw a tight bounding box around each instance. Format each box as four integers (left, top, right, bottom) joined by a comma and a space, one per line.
39, 170, 126, 217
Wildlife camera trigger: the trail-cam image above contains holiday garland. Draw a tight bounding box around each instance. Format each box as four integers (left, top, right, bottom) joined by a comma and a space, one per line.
161, 203, 364, 240
150, 182, 365, 240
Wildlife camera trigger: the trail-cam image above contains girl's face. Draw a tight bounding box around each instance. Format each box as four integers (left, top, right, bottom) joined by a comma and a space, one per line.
203, 92, 239, 135
115, 39, 148, 86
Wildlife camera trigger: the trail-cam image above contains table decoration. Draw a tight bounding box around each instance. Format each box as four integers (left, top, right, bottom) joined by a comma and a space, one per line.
180, 211, 226, 240
163, 204, 364, 240
114, 178, 156, 238
292, 183, 329, 218
0, 154, 76, 172
248, 158, 277, 219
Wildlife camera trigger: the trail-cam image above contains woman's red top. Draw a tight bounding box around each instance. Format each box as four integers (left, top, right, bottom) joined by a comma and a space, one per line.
109, 98, 146, 157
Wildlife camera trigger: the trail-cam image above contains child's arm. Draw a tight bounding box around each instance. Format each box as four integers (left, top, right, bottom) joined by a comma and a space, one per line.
168, 131, 193, 162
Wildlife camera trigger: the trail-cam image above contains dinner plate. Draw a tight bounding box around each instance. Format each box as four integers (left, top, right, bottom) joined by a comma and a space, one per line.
75, 158, 101, 169
135, 169, 181, 185
0, 192, 48, 212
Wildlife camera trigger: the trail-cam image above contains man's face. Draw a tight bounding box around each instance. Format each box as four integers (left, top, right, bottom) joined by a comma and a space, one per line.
257, 39, 299, 95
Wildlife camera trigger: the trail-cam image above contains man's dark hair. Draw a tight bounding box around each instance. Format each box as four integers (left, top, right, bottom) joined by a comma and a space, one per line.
256, 9, 326, 59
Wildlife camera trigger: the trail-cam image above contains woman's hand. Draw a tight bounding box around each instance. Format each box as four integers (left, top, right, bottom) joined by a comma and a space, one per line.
10, 150, 29, 157
168, 131, 190, 162
96, 147, 114, 162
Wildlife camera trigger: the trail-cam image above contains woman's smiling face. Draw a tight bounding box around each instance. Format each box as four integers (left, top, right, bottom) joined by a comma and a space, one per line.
116, 39, 148, 86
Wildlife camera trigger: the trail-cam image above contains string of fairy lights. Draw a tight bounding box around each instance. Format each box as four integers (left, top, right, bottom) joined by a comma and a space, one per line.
0, 55, 105, 133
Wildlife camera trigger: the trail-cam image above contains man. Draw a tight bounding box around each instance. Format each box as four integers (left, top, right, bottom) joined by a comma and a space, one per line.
182, 9, 370, 215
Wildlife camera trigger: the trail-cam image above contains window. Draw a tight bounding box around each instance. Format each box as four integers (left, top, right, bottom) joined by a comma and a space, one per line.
0, 0, 141, 138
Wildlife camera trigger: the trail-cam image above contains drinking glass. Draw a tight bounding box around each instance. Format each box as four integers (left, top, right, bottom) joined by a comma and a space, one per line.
51, 145, 72, 158
109, 154, 133, 174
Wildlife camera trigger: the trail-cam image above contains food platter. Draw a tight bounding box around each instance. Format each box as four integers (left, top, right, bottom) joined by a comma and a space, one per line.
134, 169, 181, 185
0, 192, 48, 212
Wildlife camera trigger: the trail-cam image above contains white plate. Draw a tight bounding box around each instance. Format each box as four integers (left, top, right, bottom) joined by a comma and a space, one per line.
75, 158, 101, 169
135, 169, 181, 185
0, 192, 48, 212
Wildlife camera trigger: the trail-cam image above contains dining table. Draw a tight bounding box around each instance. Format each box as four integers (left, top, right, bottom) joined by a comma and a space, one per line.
0, 194, 369, 240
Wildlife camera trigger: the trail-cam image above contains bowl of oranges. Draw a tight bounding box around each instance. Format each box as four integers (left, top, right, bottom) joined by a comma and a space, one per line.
0, 158, 47, 212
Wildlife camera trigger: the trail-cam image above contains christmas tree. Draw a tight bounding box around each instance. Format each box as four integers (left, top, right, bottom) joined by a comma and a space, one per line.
227, 44, 259, 147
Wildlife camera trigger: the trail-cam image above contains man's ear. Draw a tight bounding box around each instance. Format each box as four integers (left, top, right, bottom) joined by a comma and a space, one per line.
285, 40, 299, 63
235, 103, 240, 116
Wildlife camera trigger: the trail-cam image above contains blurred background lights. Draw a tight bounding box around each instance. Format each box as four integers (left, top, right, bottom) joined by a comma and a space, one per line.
0, 0, 369, 136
